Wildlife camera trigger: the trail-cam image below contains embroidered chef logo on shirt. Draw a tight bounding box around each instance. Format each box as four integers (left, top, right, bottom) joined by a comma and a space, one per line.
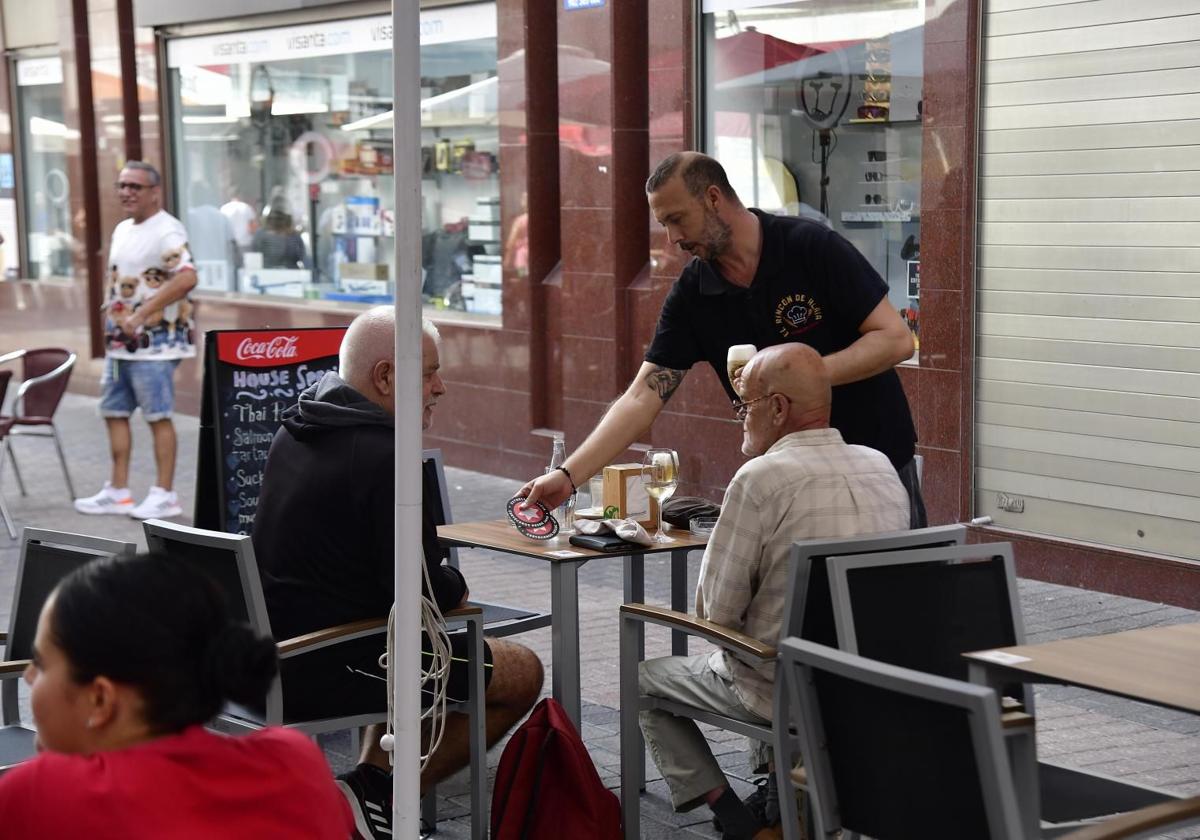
774, 294, 823, 338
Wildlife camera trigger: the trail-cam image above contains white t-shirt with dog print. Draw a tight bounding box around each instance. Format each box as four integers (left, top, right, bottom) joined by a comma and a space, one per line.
106, 209, 197, 361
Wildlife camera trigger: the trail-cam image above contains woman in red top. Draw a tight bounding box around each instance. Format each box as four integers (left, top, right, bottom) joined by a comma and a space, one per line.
0, 552, 354, 839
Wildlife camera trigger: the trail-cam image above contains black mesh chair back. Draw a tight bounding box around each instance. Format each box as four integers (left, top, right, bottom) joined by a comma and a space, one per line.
1, 529, 136, 726
423, 452, 459, 568
780, 638, 1023, 840
143, 519, 281, 726
784, 524, 969, 647
142, 520, 265, 632
827, 543, 1027, 705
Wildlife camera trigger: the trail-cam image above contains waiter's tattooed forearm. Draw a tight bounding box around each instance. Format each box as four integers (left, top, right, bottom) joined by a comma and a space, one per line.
644, 366, 686, 402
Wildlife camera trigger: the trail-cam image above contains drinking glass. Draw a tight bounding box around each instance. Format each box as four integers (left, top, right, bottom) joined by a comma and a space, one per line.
641, 449, 679, 543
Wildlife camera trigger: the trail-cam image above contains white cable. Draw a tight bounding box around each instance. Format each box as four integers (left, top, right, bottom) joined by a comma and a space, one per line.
381, 556, 454, 772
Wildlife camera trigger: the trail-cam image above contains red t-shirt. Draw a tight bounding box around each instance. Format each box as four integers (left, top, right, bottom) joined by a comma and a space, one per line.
0, 725, 353, 839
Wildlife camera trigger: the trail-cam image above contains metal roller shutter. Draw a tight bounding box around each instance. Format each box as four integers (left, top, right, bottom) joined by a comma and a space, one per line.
976, 0, 1200, 558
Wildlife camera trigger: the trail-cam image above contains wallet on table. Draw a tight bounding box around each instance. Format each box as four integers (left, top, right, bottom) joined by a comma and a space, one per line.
568, 533, 631, 552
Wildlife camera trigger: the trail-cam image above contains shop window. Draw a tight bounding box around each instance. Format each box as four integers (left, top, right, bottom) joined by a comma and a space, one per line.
165, 4, 502, 320
14, 57, 75, 281
701, 1, 924, 357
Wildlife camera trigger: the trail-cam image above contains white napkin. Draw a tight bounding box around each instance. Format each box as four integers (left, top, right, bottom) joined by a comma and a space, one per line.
574, 518, 654, 547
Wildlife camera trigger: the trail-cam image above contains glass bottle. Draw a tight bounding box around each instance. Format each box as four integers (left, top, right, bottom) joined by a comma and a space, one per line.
548, 433, 574, 532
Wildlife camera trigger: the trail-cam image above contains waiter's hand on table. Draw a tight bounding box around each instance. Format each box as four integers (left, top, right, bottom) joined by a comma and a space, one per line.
518, 469, 574, 511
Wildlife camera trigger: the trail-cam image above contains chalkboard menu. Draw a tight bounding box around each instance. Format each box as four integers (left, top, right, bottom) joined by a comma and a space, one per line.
195, 327, 346, 534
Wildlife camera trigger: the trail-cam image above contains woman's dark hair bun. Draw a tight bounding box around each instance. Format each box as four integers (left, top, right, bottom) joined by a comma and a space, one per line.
203, 623, 278, 706
52, 552, 279, 733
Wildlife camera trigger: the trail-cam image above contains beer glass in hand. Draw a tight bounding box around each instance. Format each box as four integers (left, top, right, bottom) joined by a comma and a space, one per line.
641, 449, 679, 543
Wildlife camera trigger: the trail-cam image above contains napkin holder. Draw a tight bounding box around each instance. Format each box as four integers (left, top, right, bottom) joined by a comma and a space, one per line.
602, 464, 660, 528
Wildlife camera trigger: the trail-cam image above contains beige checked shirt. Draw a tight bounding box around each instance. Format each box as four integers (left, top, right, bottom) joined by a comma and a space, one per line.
696, 427, 910, 719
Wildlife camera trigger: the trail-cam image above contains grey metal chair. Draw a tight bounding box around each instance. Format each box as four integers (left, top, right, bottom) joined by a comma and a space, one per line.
818, 542, 1179, 838
0, 348, 77, 500
0, 528, 136, 772
142, 517, 489, 840
618, 523, 968, 839
777, 638, 1200, 840
779, 636, 1029, 839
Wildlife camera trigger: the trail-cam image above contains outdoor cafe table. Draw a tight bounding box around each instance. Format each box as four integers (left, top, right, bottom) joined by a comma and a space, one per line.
964, 621, 1200, 714
964, 622, 1200, 835
437, 520, 709, 729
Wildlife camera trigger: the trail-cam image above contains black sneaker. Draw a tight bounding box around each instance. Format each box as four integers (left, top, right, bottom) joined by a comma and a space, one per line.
713, 777, 780, 833
337, 763, 394, 839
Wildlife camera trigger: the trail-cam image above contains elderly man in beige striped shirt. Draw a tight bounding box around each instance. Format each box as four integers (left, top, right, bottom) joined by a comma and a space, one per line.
638, 343, 910, 840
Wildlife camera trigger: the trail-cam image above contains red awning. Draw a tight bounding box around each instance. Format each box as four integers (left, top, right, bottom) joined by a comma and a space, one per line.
711, 27, 826, 81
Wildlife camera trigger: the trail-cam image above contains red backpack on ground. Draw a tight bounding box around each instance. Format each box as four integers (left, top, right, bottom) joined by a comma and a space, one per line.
490, 698, 622, 839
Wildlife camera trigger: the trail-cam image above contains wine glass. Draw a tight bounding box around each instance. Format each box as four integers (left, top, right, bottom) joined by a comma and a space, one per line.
641, 449, 679, 543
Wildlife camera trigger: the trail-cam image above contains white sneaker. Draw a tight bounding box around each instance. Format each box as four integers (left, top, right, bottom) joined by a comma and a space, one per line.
74, 482, 135, 515
129, 486, 183, 520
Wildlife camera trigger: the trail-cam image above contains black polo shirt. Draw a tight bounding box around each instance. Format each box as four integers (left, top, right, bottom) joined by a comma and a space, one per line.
645, 209, 916, 468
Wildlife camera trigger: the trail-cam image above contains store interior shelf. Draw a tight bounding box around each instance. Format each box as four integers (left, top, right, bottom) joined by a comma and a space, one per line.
843, 118, 922, 128
420, 115, 498, 130
841, 210, 917, 223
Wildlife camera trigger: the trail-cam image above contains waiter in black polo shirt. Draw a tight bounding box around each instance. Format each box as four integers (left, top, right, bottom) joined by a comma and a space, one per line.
521, 151, 925, 528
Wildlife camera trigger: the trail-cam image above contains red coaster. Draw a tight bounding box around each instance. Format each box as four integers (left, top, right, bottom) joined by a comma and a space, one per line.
507, 496, 550, 527
516, 516, 560, 541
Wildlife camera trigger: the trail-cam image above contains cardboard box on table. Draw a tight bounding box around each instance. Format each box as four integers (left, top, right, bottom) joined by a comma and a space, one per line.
601, 464, 660, 528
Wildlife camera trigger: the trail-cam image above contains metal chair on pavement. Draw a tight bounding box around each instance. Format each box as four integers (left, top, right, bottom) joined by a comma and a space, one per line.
777, 638, 1200, 840
142, 517, 490, 840
0, 348, 78, 500
805, 542, 1178, 838
0, 528, 136, 772
781, 637, 1026, 839
0, 371, 15, 539
618, 524, 968, 839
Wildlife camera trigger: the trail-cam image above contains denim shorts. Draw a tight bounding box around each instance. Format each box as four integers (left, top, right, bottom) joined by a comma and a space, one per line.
99, 358, 181, 422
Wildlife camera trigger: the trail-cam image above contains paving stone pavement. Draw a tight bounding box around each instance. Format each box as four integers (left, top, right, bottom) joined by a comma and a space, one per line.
0, 393, 1198, 838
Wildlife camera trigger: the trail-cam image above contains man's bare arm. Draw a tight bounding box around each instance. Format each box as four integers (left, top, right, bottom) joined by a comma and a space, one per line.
643, 365, 686, 402
822, 297, 915, 386
519, 361, 687, 509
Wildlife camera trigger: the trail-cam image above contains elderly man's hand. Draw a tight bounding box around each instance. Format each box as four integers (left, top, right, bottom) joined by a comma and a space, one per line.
517, 469, 574, 511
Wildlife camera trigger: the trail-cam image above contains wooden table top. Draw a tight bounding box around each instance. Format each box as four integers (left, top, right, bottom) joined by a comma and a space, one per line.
964, 622, 1200, 714
437, 519, 709, 562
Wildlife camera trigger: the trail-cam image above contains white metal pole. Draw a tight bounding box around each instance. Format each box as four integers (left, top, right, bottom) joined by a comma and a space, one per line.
393, 0, 422, 832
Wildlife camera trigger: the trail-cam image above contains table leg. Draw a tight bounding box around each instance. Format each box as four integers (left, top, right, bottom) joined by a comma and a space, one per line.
551, 560, 583, 729
969, 661, 1042, 838
624, 553, 645, 665
671, 548, 689, 656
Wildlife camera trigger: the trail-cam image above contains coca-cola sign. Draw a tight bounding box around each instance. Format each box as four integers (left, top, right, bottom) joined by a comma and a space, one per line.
216, 328, 346, 367
237, 335, 299, 361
